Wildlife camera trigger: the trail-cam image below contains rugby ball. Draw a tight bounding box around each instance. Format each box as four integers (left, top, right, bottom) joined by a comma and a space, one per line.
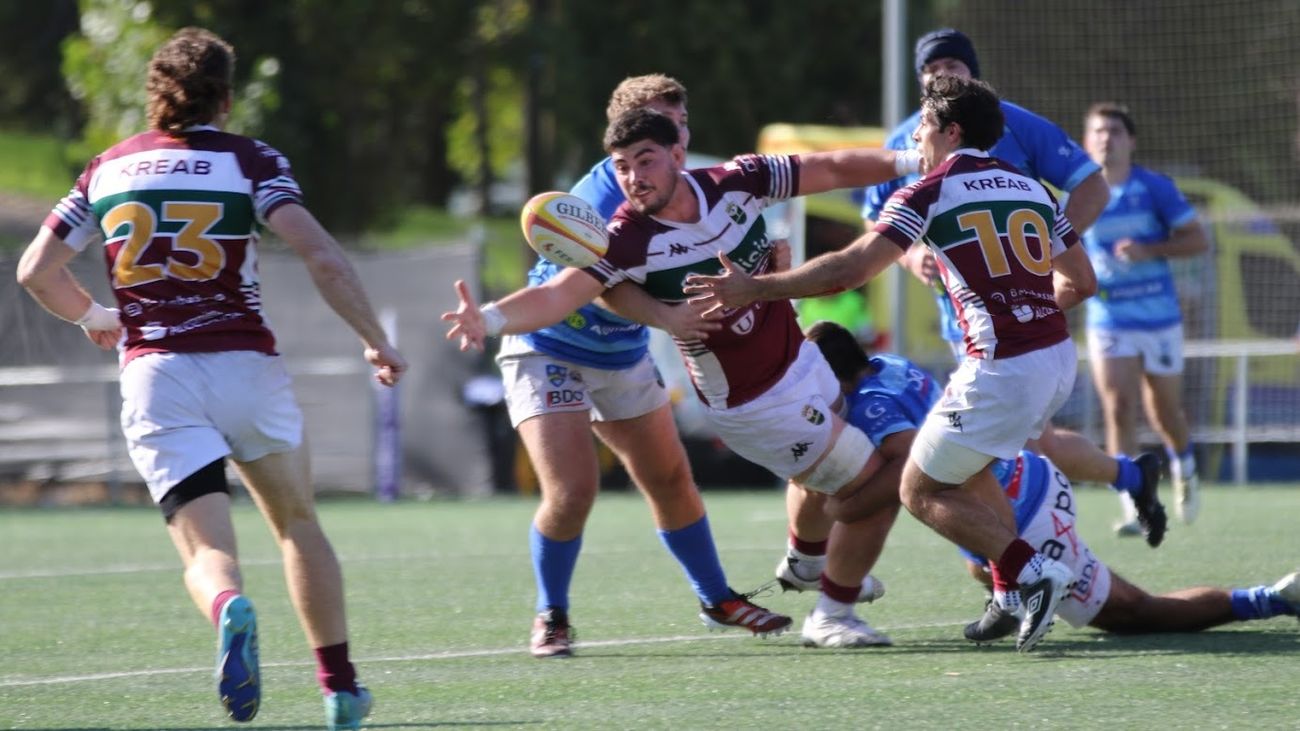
520, 191, 609, 268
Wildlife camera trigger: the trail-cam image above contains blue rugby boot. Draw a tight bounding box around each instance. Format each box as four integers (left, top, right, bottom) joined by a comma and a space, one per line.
325, 683, 374, 731
215, 595, 260, 722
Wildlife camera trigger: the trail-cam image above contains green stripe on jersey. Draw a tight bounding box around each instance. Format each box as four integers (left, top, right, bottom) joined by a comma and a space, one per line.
641, 216, 771, 301
925, 200, 1058, 251
92, 189, 258, 237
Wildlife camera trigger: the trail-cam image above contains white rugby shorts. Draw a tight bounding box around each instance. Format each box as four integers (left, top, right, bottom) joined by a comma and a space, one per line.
1019, 458, 1112, 627
119, 351, 303, 502
496, 336, 669, 427
1087, 323, 1184, 376
913, 338, 1077, 481
703, 340, 842, 482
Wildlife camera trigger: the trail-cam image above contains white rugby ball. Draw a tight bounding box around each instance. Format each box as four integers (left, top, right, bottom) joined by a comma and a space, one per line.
520, 191, 609, 268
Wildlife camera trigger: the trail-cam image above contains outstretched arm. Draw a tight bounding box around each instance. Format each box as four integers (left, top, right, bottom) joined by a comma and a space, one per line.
797, 148, 920, 197
17, 227, 122, 350
599, 282, 722, 341
268, 203, 407, 386
683, 232, 906, 315
442, 267, 606, 352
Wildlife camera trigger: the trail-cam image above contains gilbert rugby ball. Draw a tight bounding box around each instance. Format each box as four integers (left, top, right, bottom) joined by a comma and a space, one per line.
520, 191, 609, 268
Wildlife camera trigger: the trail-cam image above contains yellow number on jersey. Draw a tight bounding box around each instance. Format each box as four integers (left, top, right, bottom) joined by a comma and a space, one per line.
106, 200, 227, 288
956, 208, 1053, 278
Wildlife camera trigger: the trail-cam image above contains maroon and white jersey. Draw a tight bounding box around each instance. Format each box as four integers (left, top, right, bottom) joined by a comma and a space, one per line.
583, 154, 800, 408
43, 126, 303, 365
874, 149, 1079, 359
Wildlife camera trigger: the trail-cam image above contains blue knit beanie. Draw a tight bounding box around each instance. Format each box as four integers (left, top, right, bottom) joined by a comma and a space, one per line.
914, 28, 980, 79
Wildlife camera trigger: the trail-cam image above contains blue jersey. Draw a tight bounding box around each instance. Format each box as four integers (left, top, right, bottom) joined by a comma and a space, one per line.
1082, 165, 1198, 331
961, 450, 1055, 566
520, 157, 649, 369
863, 101, 1100, 344
842, 353, 940, 446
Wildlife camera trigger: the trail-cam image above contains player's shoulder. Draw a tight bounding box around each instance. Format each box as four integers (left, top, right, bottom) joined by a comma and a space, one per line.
999, 99, 1051, 127
606, 205, 659, 243
1130, 164, 1180, 191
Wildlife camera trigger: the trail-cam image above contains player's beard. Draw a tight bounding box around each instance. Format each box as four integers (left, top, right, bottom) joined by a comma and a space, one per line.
629, 174, 677, 217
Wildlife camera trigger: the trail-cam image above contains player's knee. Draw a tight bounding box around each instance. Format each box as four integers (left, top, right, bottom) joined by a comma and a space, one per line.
159, 459, 229, 523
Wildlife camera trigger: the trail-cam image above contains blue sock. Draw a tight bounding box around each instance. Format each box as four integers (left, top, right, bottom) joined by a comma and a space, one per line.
530, 524, 582, 614
1111, 454, 1142, 494
1229, 586, 1293, 620
657, 515, 731, 606
1167, 444, 1195, 462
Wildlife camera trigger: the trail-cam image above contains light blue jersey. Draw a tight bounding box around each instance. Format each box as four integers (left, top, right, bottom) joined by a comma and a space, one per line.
520, 158, 649, 369
1082, 165, 1198, 331
842, 353, 940, 446
961, 450, 1054, 566
862, 101, 1101, 344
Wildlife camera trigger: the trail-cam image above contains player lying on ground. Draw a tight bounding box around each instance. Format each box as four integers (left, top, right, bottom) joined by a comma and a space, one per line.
805, 322, 1300, 643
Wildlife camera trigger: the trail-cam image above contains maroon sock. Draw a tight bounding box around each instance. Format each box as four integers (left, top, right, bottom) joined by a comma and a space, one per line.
789, 528, 828, 557
819, 573, 862, 604
210, 589, 241, 628
314, 642, 358, 695
993, 539, 1037, 592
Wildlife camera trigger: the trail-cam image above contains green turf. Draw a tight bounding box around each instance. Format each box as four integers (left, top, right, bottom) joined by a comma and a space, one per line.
2, 485, 1298, 729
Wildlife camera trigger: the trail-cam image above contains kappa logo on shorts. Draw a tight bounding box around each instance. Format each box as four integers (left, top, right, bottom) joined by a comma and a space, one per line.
791, 441, 812, 461
546, 365, 568, 387
947, 412, 964, 432
801, 405, 825, 425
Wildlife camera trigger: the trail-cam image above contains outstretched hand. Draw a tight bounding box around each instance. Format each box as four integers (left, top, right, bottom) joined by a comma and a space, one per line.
681, 252, 760, 317
441, 279, 486, 352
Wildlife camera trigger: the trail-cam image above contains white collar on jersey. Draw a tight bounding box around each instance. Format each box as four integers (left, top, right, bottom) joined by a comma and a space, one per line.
945, 147, 990, 162
181, 124, 220, 133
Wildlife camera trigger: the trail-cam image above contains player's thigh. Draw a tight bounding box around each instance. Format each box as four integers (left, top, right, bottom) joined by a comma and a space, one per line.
1140, 371, 1186, 424
119, 353, 233, 503
166, 491, 238, 564
231, 442, 319, 535
1088, 331, 1144, 401
593, 403, 691, 492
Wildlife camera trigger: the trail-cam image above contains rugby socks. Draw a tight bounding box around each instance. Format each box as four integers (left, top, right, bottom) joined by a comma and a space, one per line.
1168, 445, 1196, 482
1110, 454, 1143, 494
815, 575, 861, 617
210, 589, 241, 627
789, 529, 828, 557
313, 641, 358, 694
1229, 586, 1295, 620
530, 523, 582, 613
657, 515, 731, 606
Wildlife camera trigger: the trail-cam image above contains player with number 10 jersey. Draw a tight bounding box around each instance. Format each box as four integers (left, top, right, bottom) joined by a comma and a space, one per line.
874, 152, 1077, 361
44, 127, 300, 364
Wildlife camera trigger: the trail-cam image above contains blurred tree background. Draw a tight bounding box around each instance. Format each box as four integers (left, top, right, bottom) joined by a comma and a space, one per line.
0, 0, 938, 237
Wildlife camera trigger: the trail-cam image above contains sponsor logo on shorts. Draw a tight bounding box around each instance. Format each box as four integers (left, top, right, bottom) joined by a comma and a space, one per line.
546, 365, 568, 387
791, 441, 811, 461
801, 404, 825, 425
546, 389, 585, 407
947, 412, 963, 432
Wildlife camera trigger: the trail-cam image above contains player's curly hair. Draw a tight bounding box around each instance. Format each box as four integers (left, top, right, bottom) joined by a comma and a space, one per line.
606, 74, 687, 121
146, 27, 235, 136
921, 75, 1004, 151
806, 320, 870, 383
603, 108, 680, 152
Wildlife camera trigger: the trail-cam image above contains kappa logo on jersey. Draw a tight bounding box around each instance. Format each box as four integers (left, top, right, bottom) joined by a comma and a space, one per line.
790, 441, 812, 461
546, 364, 568, 387
725, 202, 747, 225
801, 404, 825, 425
730, 310, 755, 335
667, 243, 691, 256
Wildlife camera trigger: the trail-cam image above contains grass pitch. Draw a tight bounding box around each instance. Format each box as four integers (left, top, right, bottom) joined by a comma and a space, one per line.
2, 483, 1298, 729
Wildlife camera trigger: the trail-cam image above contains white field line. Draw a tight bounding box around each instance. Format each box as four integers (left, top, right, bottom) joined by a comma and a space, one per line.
0, 619, 967, 689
